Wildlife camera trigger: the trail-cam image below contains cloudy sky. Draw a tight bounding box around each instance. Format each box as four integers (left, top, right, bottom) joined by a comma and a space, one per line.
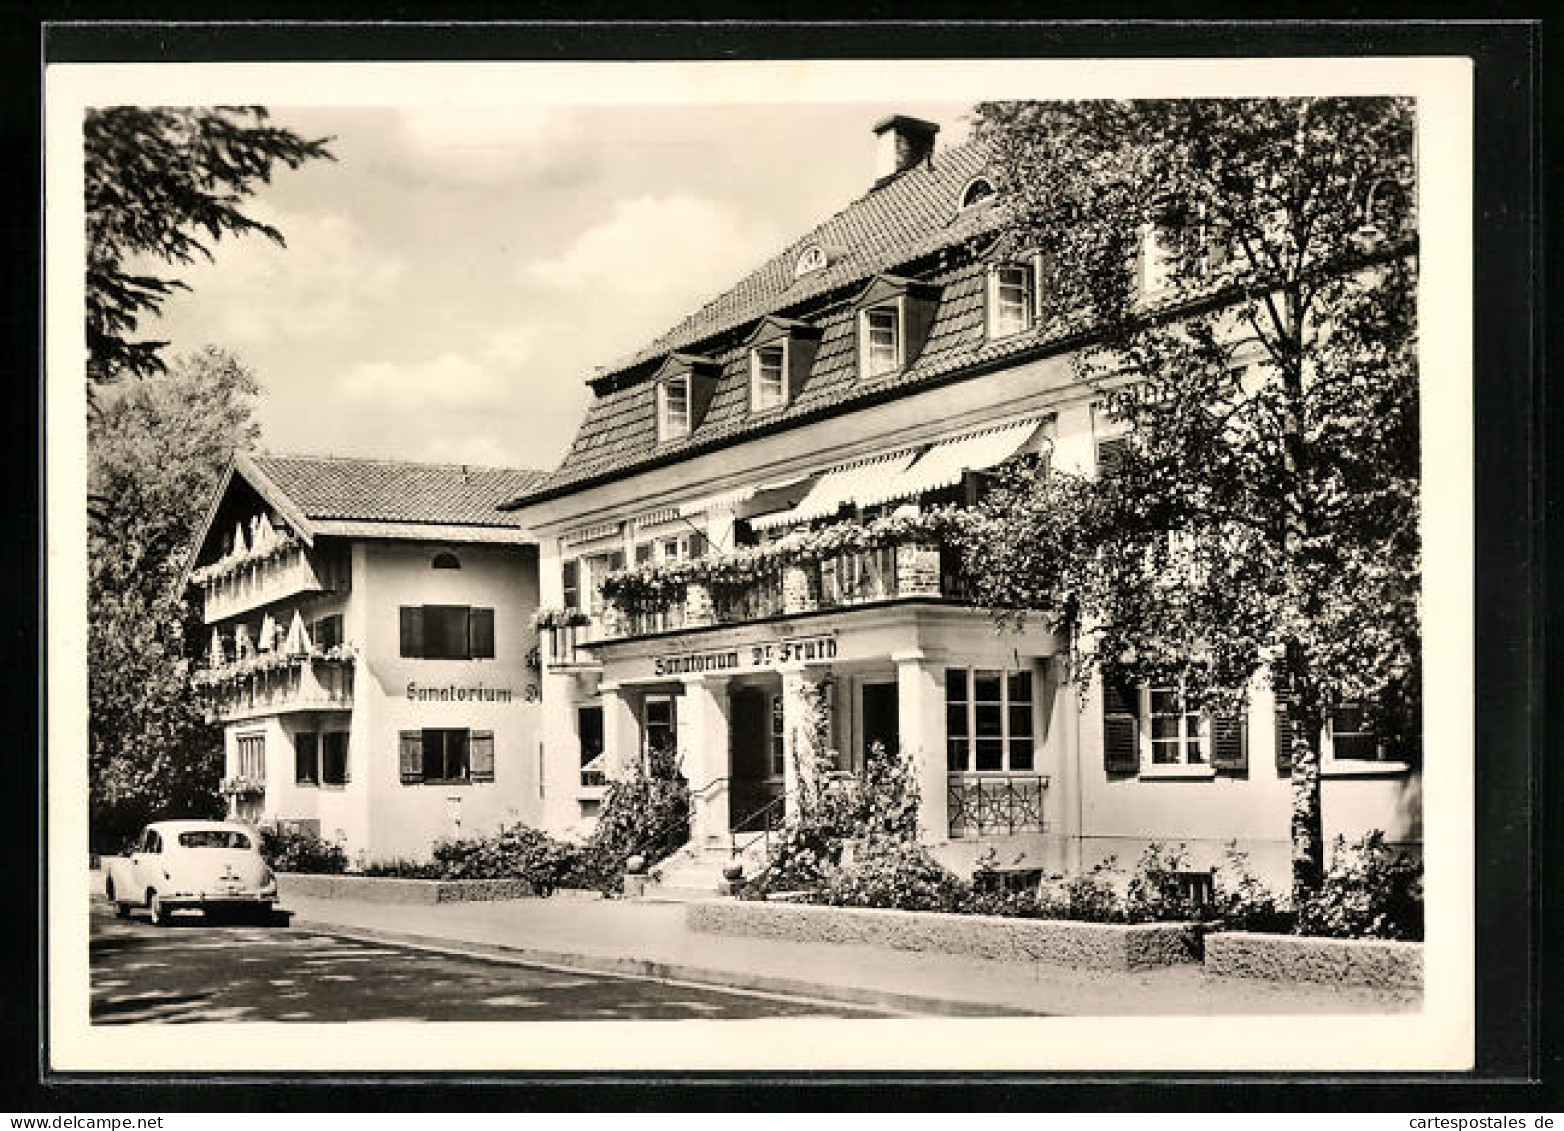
143, 101, 973, 473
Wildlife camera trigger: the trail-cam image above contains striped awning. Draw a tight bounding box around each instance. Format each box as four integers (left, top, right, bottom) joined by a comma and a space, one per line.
748, 449, 920, 531
856, 418, 1043, 509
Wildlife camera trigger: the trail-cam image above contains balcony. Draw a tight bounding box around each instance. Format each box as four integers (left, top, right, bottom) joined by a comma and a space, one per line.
195, 649, 356, 723
195, 539, 348, 624
596, 512, 974, 644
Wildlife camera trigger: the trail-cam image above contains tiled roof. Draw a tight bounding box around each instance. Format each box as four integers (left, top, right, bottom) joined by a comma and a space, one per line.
515, 139, 1014, 504
248, 454, 542, 529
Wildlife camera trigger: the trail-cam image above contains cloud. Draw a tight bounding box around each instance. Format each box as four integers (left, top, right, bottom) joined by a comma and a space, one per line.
392, 105, 590, 188
518, 194, 786, 367
412, 433, 518, 468
336, 347, 527, 410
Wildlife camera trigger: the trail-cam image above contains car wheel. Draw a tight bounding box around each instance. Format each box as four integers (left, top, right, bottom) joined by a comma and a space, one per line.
149, 890, 171, 927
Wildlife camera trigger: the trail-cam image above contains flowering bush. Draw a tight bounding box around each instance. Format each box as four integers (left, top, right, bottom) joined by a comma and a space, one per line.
426, 824, 587, 894
1123, 842, 1206, 924
192, 642, 356, 690
189, 528, 301, 586
1210, 844, 1292, 933
580, 746, 690, 893
531, 607, 591, 631
599, 508, 977, 612
259, 826, 347, 874
1033, 858, 1127, 923
821, 838, 968, 913
1296, 831, 1423, 940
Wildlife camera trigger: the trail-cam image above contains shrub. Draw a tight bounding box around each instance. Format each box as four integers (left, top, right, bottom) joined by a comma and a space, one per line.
1296, 831, 1423, 940
855, 740, 920, 841
1210, 843, 1292, 934
430, 824, 586, 894
1033, 858, 1126, 923
821, 838, 968, 913
259, 826, 347, 874
581, 747, 690, 893
738, 822, 842, 898
359, 857, 442, 879
1124, 842, 1205, 924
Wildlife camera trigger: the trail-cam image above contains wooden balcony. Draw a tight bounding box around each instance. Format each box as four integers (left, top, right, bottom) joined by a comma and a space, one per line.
198, 655, 355, 723
198, 542, 348, 624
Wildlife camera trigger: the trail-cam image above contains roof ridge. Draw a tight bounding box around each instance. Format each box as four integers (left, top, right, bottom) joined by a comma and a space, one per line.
253, 451, 543, 477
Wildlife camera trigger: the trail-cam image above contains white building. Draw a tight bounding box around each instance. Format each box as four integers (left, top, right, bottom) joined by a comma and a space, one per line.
502, 115, 1422, 892
183, 454, 544, 862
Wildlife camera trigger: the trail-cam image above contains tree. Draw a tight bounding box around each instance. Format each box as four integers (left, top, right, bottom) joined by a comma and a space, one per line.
964, 98, 1419, 904
84, 106, 333, 384
88, 346, 262, 850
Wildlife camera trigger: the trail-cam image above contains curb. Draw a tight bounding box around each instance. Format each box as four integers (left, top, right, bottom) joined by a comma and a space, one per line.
289, 915, 1036, 1018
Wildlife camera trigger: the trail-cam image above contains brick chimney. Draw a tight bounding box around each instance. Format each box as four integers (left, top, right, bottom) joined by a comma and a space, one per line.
873, 114, 939, 185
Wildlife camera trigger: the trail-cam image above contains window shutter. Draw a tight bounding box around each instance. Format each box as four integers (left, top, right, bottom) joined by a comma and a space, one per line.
1273, 690, 1296, 772
984, 265, 999, 339
1211, 713, 1248, 772
1102, 675, 1140, 774
1096, 437, 1130, 479
470, 731, 495, 782
399, 731, 423, 784
470, 608, 495, 659
399, 607, 423, 658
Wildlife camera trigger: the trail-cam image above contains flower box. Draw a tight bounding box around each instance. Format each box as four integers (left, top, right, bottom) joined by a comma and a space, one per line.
688, 899, 1201, 971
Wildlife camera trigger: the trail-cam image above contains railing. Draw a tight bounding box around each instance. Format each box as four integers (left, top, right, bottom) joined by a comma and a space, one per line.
729, 794, 787, 860
946, 773, 1051, 839
200, 542, 346, 624
544, 620, 602, 670
219, 775, 265, 796
200, 657, 355, 723
600, 540, 959, 642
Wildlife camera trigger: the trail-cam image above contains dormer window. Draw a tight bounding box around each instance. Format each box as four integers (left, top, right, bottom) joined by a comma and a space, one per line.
650, 352, 720, 443
751, 344, 787, 412
744, 316, 820, 415
657, 375, 691, 441
987, 262, 1035, 339
793, 244, 828, 279
959, 176, 995, 211
852, 275, 939, 382
861, 306, 902, 377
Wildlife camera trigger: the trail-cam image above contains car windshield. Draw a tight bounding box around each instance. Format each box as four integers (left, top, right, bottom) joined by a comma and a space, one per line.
177, 830, 251, 850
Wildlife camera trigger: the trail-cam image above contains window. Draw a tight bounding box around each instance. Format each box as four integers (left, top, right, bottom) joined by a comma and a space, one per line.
861, 305, 901, 378
400, 728, 495, 784
658, 376, 691, 441
236, 734, 265, 781
562, 558, 581, 612
769, 694, 786, 777
636, 532, 706, 566
988, 263, 1034, 338
945, 667, 1034, 772
578, 706, 605, 787
178, 829, 253, 849
583, 551, 626, 616
1148, 685, 1206, 766
398, 605, 495, 659
1096, 435, 1131, 479
311, 614, 343, 651
432, 551, 461, 570
794, 244, 828, 278
643, 695, 677, 759
294, 732, 319, 785
751, 344, 787, 412
959, 176, 995, 210
321, 731, 349, 785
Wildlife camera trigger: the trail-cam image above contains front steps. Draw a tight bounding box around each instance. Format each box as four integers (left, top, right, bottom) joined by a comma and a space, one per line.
635, 836, 766, 901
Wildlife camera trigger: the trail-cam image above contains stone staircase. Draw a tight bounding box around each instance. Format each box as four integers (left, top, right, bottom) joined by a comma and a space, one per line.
636, 836, 769, 902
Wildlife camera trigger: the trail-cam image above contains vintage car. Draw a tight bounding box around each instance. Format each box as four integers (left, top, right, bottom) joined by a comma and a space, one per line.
103, 819, 278, 925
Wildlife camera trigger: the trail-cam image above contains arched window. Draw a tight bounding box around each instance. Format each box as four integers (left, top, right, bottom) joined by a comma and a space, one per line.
959, 177, 995, 211
432, 551, 461, 570
793, 244, 828, 279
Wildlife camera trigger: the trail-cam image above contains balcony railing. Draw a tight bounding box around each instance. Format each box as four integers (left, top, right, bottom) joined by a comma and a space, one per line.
195, 653, 355, 722
599, 539, 963, 643
197, 541, 348, 624
946, 773, 1050, 839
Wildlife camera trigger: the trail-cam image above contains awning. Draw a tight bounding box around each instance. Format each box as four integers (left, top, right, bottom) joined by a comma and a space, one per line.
856, 418, 1043, 509
748, 449, 920, 531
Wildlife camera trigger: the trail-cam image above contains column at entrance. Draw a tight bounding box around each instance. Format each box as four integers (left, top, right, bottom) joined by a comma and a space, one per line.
599, 681, 640, 781
893, 649, 948, 844
679, 674, 731, 848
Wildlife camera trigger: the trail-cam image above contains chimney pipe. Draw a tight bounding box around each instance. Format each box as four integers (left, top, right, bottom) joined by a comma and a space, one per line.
873, 115, 940, 185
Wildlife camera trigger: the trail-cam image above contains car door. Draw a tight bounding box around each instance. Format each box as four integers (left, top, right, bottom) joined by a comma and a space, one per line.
129, 829, 160, 896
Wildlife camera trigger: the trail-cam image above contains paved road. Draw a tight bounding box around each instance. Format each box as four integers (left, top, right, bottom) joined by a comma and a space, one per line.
89, 900, 886, 1023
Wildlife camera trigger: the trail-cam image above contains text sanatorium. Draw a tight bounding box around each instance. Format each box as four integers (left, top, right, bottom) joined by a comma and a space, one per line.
406, 682, 514, 703
652, 636, 838, 677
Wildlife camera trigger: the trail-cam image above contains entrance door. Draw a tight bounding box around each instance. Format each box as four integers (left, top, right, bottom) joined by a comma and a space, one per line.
862, 681, 900, 763
728, 685, 782, 832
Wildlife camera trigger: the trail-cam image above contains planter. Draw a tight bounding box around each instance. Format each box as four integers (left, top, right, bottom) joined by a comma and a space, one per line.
688, 899, 1201, 971
1203, 930, 1423, 991
278, 872, 536, 905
